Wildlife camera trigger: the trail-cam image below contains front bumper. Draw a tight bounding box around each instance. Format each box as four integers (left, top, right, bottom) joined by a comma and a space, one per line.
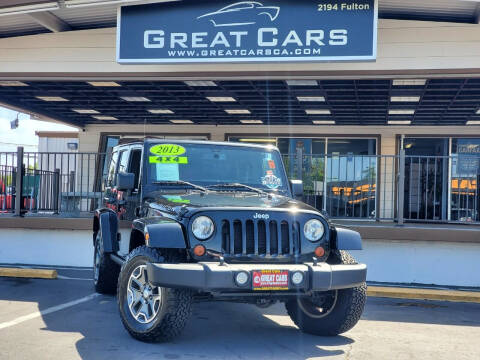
146, 262, 367, 292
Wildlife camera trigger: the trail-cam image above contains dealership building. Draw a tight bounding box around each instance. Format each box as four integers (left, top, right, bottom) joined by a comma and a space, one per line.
1, 0, 480, 287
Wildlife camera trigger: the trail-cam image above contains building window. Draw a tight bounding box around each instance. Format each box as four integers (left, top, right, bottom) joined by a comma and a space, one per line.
324, 139, 377, 218
402, 137, 480, 223
451, 139, 480, 222
67, 142, 78, 151
229, 136, 377, 219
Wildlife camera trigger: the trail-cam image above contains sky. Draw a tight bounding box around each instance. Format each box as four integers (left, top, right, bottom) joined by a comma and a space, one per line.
0, 106, 78, 152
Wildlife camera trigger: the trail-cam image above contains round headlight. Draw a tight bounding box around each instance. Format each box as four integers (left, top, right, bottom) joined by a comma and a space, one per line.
192, 216, 215, 240
303, 219, 324, 242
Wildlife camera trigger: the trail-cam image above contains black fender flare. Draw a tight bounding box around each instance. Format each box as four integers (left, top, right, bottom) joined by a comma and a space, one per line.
333, 227, 363, 250
132, 218, 187, 249
93, 208, 119, 253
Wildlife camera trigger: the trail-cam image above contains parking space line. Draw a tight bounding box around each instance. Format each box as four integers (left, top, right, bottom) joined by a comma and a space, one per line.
57, 275, 91, 281
0, 293, 100, 330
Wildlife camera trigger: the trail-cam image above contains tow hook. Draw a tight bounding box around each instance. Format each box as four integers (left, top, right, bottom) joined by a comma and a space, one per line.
206, 251, 226, 266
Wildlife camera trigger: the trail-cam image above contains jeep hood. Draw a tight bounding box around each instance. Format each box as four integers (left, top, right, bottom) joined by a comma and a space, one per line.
144, 191, 318, 214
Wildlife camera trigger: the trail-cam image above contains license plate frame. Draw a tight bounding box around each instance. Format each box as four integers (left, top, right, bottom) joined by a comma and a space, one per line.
252, 269, 289, 291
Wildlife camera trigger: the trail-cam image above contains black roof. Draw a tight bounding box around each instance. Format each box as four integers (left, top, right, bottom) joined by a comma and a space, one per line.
1, 78, 480, 127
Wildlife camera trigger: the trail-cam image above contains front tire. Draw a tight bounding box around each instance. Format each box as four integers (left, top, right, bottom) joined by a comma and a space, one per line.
286, 250, 366, 336
93, 232, 119, 294
117, 246, 193, 342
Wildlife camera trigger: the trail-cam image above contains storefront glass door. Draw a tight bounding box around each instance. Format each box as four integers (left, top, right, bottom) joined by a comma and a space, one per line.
403, 138, 449, 221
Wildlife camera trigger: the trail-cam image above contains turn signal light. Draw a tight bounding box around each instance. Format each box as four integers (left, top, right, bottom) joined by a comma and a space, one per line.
193, 244, 206, 257
314, 246, 325, 258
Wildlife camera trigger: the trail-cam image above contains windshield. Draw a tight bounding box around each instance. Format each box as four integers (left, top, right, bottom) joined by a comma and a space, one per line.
145, 143, 290, 194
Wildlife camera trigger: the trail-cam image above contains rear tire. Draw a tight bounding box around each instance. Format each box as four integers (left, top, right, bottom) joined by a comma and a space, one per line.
117, 246, 193, 342
93, 232, 119, 294
285, 250, 366, 336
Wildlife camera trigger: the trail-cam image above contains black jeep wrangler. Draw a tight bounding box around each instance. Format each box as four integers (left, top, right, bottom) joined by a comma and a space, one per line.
93, 139, 367, 342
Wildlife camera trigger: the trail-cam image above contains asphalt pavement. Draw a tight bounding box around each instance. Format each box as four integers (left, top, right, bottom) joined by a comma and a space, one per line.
1, 268, 479, 360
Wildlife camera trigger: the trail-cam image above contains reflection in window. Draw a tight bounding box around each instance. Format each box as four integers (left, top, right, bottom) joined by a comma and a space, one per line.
229, 136, 378, 218
106, 151, 119, 188
118, 150, 129, 174
451, 139, 480, 222
323, 153, 377, 218
101, 136, 120, 186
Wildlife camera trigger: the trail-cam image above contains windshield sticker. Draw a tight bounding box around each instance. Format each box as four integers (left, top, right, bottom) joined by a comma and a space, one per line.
268, 160, 276, 169
149, 156, 188, 164
156, 163, 179, 181
261, 173, 282, 189
164, 196, 190, 204
150, 144, 186, 156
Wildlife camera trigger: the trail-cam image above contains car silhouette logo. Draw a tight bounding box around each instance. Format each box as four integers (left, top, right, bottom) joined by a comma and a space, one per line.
197, 1, 280, 27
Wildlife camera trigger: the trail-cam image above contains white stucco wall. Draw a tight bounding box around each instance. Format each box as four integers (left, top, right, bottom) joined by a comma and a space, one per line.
0, 229, 91, 267
353, 239, 480, 288
1, 228, 479, 287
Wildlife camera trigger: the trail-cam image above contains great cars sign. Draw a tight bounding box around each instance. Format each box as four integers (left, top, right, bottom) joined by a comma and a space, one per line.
117, 0, 378, 64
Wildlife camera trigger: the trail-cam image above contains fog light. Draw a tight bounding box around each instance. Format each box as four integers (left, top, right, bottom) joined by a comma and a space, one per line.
193, 244, 206, 257
314, 246, 325, 258
235, 271, 249, 286
291, 271, 304, 286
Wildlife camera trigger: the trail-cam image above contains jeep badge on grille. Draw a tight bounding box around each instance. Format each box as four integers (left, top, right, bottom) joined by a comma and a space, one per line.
253, 213, 270, 220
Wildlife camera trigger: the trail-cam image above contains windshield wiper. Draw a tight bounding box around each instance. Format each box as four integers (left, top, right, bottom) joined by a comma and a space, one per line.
152, 180, 207, 192
206, 182, 267, 195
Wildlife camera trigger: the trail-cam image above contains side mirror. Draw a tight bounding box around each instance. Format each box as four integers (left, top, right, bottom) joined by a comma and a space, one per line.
117, 172, 135, 191
290, 179, 303, 199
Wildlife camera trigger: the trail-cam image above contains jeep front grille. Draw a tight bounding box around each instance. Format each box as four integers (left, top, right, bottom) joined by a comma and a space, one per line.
221, 219, 301, 256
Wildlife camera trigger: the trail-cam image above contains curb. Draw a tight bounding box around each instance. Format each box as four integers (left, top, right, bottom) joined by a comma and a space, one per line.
0, 269, 478, 303
368, 286, 480, 303
0, 267, 57, 279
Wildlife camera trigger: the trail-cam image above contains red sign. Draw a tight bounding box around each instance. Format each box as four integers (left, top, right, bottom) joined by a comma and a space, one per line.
252, 270, 289, 291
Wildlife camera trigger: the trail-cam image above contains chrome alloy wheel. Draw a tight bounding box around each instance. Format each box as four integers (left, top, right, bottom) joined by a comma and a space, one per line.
127, 265, 162, 324
298, 290, 338, 319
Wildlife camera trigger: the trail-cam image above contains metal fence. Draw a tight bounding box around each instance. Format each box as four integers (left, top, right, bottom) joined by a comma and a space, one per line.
402, 154, 480, 223
283, 150, 480, 224
0, 148, 106, 217
1, 146, 480, 224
